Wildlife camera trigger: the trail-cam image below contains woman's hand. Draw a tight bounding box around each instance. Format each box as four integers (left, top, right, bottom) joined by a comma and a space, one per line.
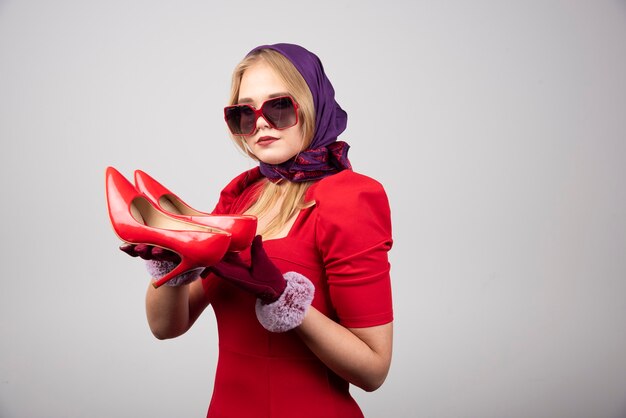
119, 243, 199, 287
119, 243, 180, 262
206, 235, 287, 303
208, 235, 314, 332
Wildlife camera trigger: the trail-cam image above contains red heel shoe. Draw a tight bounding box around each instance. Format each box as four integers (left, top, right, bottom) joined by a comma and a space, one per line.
134, 169, 257, 252
105, 167, 232, 288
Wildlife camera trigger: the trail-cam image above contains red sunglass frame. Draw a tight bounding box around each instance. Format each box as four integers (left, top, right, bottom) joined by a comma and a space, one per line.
223, 96, 300, 136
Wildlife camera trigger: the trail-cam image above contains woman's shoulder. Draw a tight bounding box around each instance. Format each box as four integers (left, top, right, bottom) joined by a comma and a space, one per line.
307, 170, 391, 228
311, 169, 393, 253
223, 167, 263, 191
309, 169, 388, 201
212, 167, 264, 214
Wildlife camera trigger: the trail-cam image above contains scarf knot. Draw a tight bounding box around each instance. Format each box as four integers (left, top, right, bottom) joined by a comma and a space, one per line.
259, 141, 351, 182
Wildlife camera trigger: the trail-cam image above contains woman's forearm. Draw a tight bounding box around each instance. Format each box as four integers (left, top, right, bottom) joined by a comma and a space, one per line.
145, 280, 209, 339
296, 307, 393, 392
145, 283, 190, 339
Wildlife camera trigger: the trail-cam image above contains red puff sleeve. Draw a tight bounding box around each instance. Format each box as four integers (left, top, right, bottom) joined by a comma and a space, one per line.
313, 171, 394, 328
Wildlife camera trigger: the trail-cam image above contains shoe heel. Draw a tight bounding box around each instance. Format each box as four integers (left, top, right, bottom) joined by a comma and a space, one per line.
152, 262, 203, 288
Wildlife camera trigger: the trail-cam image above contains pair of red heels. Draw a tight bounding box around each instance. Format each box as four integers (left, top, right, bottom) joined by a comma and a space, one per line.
105, 167, 257, 288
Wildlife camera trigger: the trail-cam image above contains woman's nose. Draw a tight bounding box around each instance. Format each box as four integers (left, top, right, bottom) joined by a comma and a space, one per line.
256, 114, 270, 130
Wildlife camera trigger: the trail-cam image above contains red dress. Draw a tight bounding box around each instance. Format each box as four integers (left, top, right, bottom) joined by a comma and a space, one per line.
202, 168, 393, 418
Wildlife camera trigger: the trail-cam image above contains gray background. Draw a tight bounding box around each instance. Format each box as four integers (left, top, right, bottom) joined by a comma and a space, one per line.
1, 1, 625, 417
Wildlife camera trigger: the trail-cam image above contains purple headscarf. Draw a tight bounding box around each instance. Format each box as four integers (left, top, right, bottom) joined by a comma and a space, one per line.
247, 43, 351, 182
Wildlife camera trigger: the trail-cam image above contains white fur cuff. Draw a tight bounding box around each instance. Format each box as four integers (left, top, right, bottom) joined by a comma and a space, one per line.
255, 272, 315, 333
145, 260, 200, 287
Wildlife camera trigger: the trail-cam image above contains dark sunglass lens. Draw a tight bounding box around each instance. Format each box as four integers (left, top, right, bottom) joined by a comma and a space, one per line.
262, 97, 296, 129
225, 106, 255, 135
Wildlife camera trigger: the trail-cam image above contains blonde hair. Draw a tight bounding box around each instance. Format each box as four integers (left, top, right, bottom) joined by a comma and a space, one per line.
228, 49, 316, 238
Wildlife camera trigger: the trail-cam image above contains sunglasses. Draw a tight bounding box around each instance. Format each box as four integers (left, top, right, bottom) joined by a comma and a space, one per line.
224, 96, 299, 136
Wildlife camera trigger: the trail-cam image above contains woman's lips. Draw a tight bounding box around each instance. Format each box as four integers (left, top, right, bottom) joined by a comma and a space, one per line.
257, 136, 278, 145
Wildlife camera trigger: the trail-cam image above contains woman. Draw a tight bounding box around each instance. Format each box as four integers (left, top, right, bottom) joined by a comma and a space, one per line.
127, 43, 393, 418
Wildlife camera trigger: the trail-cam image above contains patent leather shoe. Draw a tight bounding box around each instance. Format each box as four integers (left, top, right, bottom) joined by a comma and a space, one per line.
105, 167, 231, 288
134, 169, 257, 252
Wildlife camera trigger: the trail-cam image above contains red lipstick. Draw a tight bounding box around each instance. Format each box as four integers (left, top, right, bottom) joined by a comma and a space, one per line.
257, 136, 278, 145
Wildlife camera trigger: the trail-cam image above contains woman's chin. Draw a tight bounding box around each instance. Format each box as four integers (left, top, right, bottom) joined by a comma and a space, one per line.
256, 154, 294, 166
